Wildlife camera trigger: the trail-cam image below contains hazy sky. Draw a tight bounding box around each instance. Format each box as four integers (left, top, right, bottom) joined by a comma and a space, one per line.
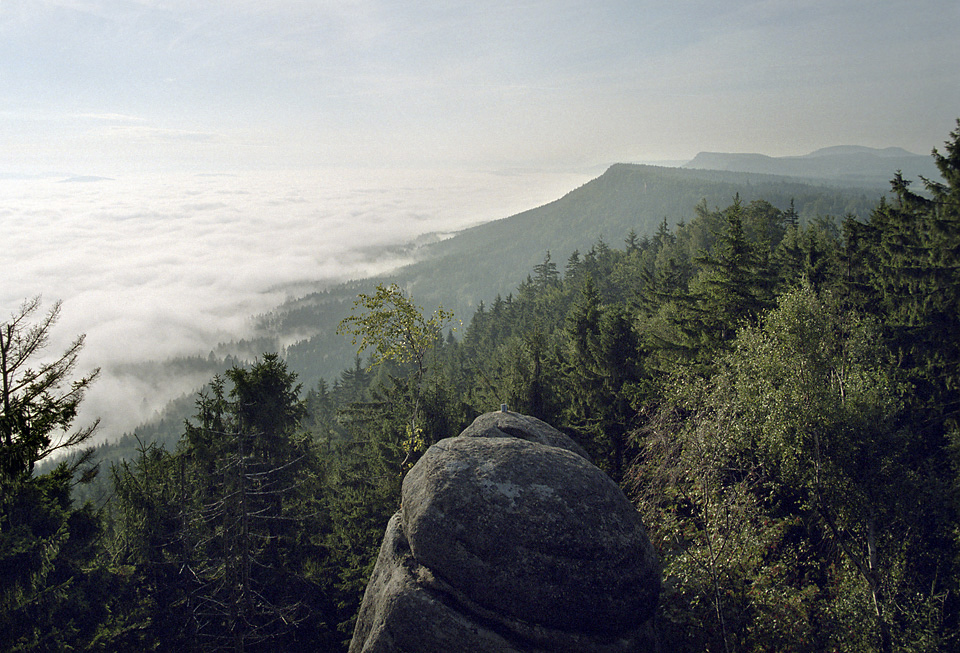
2, 0, 958, 174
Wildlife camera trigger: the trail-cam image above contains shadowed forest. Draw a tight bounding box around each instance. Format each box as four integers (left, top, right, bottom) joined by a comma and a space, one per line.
3, 122, 960, 652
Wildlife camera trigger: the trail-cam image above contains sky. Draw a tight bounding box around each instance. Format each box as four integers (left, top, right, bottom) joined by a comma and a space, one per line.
2, 0, 958, 175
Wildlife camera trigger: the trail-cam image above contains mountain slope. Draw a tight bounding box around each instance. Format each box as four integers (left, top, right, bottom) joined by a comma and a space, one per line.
281, 164, 885, 386
396, 164, 882, 308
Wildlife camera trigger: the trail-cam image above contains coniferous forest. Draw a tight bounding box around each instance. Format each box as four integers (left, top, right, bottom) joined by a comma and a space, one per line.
3, 122, 960, 651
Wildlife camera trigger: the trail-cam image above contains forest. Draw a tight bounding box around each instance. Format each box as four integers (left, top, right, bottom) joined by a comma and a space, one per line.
2, 121, 959, 652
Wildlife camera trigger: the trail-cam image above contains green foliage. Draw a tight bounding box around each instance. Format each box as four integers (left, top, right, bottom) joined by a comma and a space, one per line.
337, 283, 455, 469
269, 165, 883, 395
102, 438, 197, 649
0, 465, 107, 651
103, 355, 338, 651
635, 284, 956, 651
337, 283, 454, 372
320, 394, 406, 638
665, 197, 780, 362
865, 154, 960, 424
562, 279, 646, 480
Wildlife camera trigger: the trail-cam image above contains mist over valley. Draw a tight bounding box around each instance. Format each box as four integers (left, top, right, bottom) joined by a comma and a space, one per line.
2, 166, 594, 443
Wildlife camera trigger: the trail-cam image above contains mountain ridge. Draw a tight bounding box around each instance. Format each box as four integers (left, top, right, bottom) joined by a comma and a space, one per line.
683, 145, 939, 183
802, 145, 918, 158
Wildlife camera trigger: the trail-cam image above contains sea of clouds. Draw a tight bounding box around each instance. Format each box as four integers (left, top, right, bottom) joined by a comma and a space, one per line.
2, 166, 594, 444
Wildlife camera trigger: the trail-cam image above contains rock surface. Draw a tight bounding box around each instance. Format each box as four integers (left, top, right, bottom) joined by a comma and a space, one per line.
349, 411, 660, 653
457, 409, 591, 459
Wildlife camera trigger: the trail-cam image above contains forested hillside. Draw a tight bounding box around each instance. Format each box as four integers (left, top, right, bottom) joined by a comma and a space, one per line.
280, 163, 885, 389
3, 122, 959, 651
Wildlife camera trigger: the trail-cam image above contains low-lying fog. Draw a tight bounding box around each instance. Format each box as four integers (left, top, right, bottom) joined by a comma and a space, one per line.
2, 167, 594, 445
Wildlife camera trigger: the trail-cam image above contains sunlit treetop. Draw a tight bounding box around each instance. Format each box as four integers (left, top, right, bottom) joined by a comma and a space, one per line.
337, 283, 455, 372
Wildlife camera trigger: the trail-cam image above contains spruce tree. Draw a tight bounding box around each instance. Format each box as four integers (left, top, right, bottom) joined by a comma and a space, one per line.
862, 123, 960, 428
0, 298, 105, 650
663, 197, 778, 363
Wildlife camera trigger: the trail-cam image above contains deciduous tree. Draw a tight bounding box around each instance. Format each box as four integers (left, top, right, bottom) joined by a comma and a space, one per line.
337, 283, 453, 467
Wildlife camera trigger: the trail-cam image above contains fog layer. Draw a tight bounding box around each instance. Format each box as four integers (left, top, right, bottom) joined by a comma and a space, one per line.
2, 167, 593, 440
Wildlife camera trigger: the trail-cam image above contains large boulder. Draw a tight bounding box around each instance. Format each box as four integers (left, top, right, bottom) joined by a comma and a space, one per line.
349, 411, 660, 652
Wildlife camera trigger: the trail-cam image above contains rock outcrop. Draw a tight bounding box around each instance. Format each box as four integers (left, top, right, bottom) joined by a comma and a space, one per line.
349, 411, 660, 652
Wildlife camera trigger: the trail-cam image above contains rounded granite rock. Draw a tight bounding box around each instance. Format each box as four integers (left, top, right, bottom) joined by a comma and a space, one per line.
401, 435, 660, 634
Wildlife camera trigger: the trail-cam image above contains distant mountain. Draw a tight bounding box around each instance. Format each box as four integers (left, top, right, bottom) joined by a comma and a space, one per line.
684, 146, 939, 185
58, 175, 115, 183
803, 145, 917, 158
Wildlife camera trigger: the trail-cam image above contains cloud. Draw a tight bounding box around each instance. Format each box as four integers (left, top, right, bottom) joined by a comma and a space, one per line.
102, 125, 222, 143
2, 166, 594, 440
74, 112, 147, 123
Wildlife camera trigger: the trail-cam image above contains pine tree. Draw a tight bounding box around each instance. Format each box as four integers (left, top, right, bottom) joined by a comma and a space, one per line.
532, 251, 560, 290
784, 198, 800, 229
564, 250, 582, 282
187, 356, 326, 650
109, 356, 333, 651
561, 277, 642, 480
0, 297, 100, 479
